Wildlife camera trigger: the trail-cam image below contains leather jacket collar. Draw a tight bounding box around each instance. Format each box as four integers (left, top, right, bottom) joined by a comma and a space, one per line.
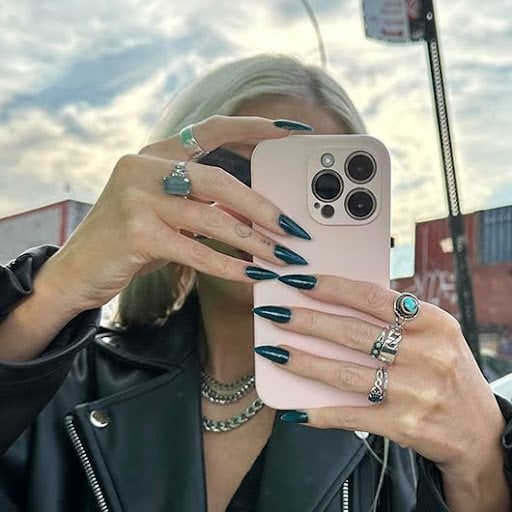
79, 292, 369, 511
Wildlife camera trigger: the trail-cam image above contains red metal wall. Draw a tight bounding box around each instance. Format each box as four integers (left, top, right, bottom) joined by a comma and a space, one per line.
414, 213, 478, 274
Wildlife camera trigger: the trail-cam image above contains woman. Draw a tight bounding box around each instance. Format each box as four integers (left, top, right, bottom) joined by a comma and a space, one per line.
0, 54, 510, 512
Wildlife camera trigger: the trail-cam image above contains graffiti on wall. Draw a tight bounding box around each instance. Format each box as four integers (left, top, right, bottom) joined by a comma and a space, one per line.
404, 270, 458, 308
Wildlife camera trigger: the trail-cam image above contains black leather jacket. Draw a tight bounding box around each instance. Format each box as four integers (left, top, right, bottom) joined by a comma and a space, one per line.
1, 245, 511, 512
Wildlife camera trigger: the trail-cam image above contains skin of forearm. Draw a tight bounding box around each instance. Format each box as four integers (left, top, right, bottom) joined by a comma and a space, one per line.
0, 260, 87, 362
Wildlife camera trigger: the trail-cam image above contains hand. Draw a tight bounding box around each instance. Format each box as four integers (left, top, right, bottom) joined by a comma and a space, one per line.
253, 273, 506, 477
44, 116, 313, 314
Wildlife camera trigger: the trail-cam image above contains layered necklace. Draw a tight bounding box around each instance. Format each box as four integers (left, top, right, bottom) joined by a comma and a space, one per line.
201, 370, 264, 432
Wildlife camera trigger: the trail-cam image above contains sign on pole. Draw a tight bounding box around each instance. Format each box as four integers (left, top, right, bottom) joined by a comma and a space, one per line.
362, 0, 426, 42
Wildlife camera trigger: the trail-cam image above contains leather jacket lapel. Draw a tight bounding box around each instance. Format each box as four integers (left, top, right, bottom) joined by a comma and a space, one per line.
257, 415, 368, 511
71, 354, 207, 512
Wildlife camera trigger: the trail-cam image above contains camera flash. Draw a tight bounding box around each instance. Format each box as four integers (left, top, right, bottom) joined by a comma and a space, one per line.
321, 153, 335, 167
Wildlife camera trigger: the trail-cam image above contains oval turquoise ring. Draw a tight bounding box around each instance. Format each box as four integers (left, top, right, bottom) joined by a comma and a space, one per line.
393, 292, 420, 325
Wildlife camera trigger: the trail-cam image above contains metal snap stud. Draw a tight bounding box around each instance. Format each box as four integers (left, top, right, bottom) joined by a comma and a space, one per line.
89, 410, 110, 428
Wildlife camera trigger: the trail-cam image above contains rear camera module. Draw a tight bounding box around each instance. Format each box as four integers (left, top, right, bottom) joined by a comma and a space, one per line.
346, 152, 376, 184
345, 188, 376, 220
312, 170, 343, 202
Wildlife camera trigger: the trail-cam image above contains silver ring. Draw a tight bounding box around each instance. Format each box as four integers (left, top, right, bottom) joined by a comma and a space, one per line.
162, 161, 191, 197
179, 125, 208, 160
370, 325, 403, 365
368, 367, 388, 405
394, 292, 420, 326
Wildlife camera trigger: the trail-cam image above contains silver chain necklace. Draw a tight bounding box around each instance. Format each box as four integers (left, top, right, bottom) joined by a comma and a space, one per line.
201, 370, 255, 404
201, 370, 264, 432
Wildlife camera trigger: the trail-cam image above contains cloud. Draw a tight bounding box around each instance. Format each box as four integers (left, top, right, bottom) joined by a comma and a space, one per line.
0, 0, 510, 280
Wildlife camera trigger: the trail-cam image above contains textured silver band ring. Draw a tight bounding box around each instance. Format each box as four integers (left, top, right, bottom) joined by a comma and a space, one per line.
162, 161, 191, 197
394, 292, 420, 326
370, 325, 403, 365
180, 124, 208, 160
368, 367, 389, 405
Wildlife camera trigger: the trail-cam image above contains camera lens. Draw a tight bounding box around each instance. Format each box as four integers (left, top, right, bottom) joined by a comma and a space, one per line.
321, 204, 335, 218
346, 189, 376, 220
312, 170, 343, 202
346, 152, 376, 183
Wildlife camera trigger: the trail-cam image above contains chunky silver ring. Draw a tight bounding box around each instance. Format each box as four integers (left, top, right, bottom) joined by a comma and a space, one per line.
394, 292, 420, 326
162, 161, 191, 196
368, 367, 388, 405
179, 125, 208, 160
370, 325, 403, 365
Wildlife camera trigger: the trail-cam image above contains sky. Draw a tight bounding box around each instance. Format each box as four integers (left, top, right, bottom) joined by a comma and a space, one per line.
0, 0, 510, 278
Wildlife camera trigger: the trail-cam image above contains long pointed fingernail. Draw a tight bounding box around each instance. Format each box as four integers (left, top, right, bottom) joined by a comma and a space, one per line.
252, 305, 292, 323
254, 345, 289, 364
245, 266, 279, 281
273, 119, 314, 131
278, 214, 311, 240
275, 246, 308, 265
280, 410, 309, 423
279, 274, 317, 290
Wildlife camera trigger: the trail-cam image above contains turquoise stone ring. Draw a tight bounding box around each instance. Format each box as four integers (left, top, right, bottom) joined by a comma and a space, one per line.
394, 292, 420, 324
162, 161, 191, 197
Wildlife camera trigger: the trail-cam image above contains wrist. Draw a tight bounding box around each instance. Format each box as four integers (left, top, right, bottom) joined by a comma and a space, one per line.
440, 417, 509, 512
38, 248, 97, 317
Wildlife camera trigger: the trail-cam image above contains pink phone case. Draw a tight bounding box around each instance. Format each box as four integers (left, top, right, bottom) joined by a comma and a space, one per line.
252, 135, 391, 409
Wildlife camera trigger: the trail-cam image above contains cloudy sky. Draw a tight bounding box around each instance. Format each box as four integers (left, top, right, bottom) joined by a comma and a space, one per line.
1, 0, 510, 277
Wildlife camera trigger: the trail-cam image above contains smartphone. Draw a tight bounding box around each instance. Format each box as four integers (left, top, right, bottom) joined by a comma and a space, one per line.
251, 135, 391, 409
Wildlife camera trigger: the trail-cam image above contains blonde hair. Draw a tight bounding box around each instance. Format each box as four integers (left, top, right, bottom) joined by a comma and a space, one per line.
115, 53, 365, 327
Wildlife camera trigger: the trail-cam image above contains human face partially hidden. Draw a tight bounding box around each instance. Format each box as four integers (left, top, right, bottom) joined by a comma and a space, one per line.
197, 96, 349, 305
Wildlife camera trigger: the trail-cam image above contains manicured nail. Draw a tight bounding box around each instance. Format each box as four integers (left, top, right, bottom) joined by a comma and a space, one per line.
245, 266, 279, 281
278, 214, 311, 240
254, 345, 289, 364
278, 274, 317, 290
252, 305, 292, 323
280, 410, 309, 423
275, 245, 308, 266
273, 119, 314, 131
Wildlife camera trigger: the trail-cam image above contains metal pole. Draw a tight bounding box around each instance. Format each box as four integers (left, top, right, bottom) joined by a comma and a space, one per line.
422, 0, 481, 365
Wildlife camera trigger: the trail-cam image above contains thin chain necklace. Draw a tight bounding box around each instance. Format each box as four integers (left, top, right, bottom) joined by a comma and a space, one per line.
201, 370, 264, 432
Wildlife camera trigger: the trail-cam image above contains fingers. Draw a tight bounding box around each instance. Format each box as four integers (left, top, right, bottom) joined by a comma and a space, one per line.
280, 346, 382, 394
132, 153, 311, 241
185, 160, 289, 238
152, 227, 268, 283
295, 274, 437, 330
257, 306, 384, 355
139, 115, 297, 161
152, 197, 298, 268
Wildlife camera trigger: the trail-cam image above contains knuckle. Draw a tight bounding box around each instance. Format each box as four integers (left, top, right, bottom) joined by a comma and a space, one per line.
188, 242, 209, 268
335, 364, 359, 389
114, 154, 139, 173
347, 317, 373, 345
124, 214, 150, 244
300, 310, 319, 335
399, 413, 423, 447
443, 312, 463, 339
212, 256, 231, 278
201, 165, 231, 193
201, 207, 226, 230
337, 410, 359, 430
295, 352, 315, 376
204, 115, 225, 146
362, 283, 390, 310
